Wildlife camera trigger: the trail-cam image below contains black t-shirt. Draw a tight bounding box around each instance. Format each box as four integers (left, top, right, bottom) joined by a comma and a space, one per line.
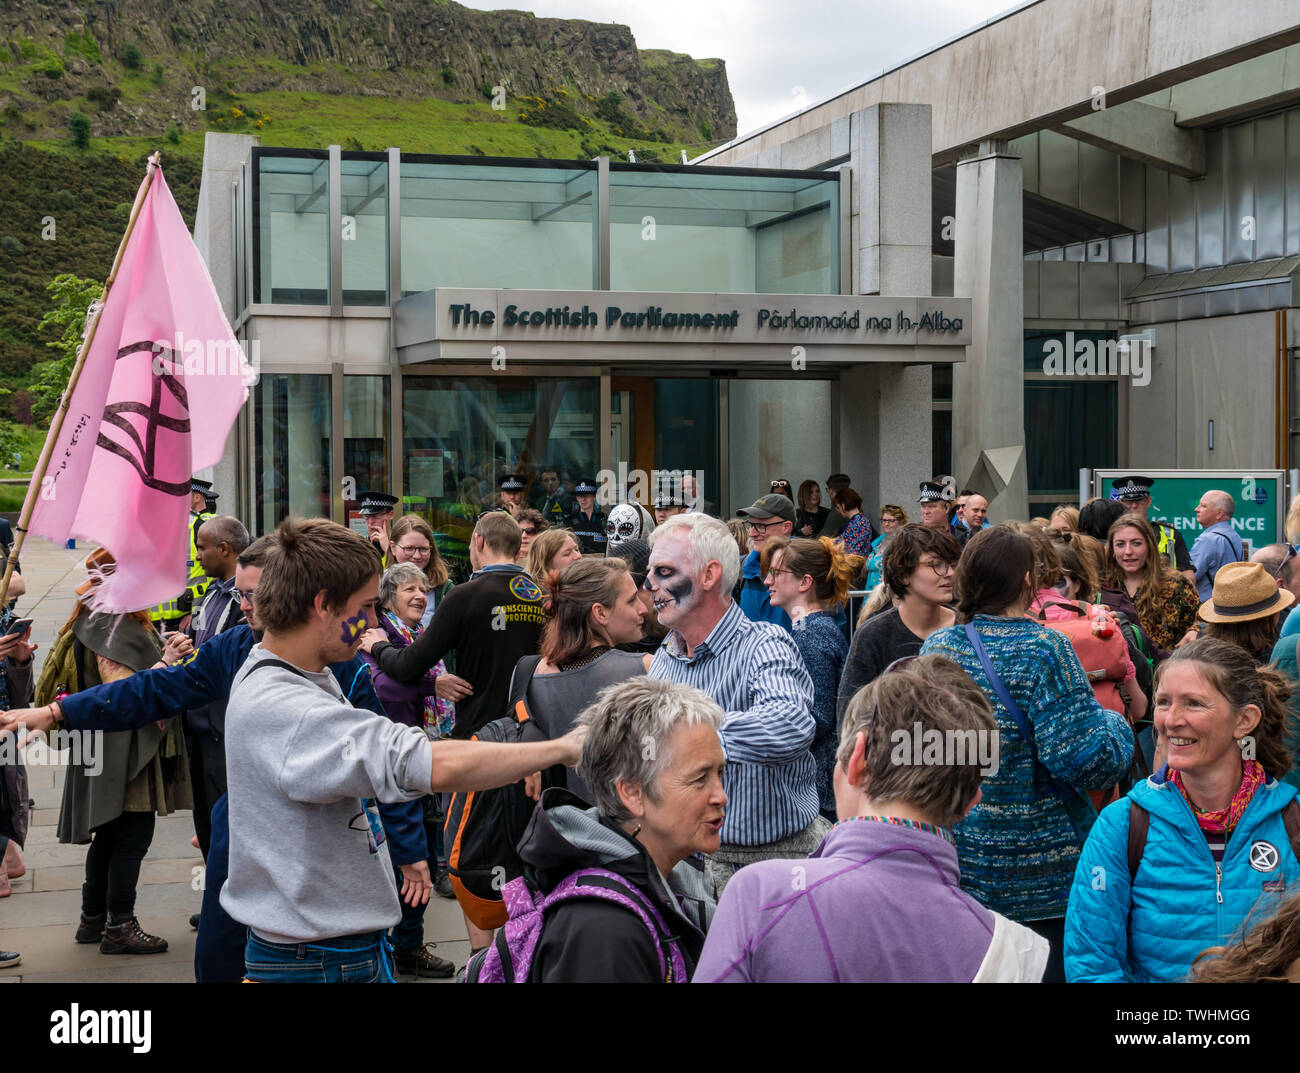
374, 565, 545, 738
836, 607, 924, 724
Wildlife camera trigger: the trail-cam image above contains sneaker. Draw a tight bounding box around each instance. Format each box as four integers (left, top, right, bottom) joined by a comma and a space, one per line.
189, 913, 200, 930
392, 942, 455, 979
434, 870, 455, 899
74, 913, 106, 944
100, 918, 168, 955
0, 950, 19, 969
2, 841, 23, 879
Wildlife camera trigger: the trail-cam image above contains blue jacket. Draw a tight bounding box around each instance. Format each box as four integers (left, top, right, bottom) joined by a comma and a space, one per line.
737, 549, 791, 631
1065, 768, 1300, 982
59, 624, 427, 867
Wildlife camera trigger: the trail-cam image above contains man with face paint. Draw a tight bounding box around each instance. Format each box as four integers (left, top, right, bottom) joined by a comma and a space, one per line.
645, 513, 823, 895
217, 518, 581, 982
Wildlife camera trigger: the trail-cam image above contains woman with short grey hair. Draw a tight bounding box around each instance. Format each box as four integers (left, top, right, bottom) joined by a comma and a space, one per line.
486, 677, 726, 982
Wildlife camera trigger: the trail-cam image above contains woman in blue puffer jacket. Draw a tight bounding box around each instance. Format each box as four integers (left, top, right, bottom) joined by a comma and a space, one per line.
1066, 637, 1300, 982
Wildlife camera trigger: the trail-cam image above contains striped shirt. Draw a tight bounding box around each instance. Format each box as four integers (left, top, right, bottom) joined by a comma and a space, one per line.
650, 601, 818, 846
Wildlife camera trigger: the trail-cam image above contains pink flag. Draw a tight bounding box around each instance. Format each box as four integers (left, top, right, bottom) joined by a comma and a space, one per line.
29, 165, 253, 613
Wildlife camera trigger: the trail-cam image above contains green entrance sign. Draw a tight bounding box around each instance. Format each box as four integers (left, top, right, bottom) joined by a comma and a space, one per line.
1091, 470, 1288, 554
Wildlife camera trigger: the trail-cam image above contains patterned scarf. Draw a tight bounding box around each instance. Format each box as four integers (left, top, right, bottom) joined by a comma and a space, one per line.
383, 611, 455, 740
1170, 758, 1265, 835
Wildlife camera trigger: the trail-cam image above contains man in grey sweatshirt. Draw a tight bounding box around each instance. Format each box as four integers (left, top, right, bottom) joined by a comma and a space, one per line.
220, 518, 582, 983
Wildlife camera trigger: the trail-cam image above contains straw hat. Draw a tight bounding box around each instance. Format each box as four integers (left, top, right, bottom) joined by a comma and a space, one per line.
1198, 560, 1295, 624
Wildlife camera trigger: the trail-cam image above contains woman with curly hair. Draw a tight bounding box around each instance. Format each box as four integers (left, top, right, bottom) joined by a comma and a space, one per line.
1192, 890, 1300, 982
1102, 514, 1199, 655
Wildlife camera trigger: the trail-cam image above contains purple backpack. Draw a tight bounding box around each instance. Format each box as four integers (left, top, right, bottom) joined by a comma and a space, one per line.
465, 868, 690, 984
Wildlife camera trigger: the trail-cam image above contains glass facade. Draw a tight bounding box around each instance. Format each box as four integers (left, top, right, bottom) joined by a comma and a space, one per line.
253, 373, 332, 532
255, 151, 330, 304
343, 376, 391, 525
609, 165, 839, 294
399, 159, 596, 295
341, 157, 389, 305
401, 376, 599, 579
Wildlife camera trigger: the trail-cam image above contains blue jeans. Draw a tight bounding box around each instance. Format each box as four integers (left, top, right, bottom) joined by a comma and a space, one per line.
244, 930, 395, 983
390, 864, 426, 950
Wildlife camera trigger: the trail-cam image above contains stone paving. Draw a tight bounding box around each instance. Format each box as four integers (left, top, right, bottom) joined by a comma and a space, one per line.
0, 535, 467, 983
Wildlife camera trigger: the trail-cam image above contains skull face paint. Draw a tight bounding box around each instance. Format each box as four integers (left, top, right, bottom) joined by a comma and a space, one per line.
646, 533, 700, 628
605, 502, 653, 551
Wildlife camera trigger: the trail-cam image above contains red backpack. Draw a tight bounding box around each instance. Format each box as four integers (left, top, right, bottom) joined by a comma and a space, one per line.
1032, 599, 1136, 810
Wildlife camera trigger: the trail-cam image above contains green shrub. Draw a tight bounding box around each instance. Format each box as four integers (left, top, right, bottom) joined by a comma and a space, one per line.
67, 111, 90, 148
698, 120, 712, 142
441, 66, 455, 85
165, 120, 181, 144
35, 50, 63, 79
86, 85, 121, 112
53, 188, 76, 211
2, 103, 20, 124
1, 235, 23, 257
519, 99, 584, 131
64, 30, 102, 63
151, 63, 164, 85
121, 43, 141, 69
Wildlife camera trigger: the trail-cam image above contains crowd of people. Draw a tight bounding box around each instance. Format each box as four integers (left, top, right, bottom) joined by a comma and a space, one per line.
2, 467, 1300, 983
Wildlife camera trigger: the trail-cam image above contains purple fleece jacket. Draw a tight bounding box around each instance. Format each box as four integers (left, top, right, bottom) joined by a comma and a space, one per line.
694, 820, 997, 983
360, 616, 436, 729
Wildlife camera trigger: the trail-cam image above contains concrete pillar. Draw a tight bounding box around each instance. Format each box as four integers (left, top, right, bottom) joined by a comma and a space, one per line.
193, 132, 259, 518
952, 138, 1027, 521
840, 104, 934, 515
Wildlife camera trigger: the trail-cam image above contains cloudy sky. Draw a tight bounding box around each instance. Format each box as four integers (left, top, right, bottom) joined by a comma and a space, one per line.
516, 0, 1023, 140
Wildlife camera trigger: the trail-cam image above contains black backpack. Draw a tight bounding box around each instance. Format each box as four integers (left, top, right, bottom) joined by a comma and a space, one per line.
442, 655, 544, 931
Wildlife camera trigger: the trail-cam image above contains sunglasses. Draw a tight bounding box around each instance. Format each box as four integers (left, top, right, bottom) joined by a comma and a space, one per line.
1270, 543, 1300, 579
519, 527, 538, 536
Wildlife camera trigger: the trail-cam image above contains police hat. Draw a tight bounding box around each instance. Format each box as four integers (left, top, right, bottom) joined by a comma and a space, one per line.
1111, 476, 1155, 501
574, 479, 599, 495
358, 492, 400, 516
191, 478, 215, 496
918, 480, 947, 503
499, 474, 526, 492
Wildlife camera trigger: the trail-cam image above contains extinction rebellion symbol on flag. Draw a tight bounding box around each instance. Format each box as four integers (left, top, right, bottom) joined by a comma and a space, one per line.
95, 340, 193, 498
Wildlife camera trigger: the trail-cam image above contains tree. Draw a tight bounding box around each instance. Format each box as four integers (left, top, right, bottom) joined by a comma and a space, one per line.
121, 43, 142, 69
31, 274, 103, 424
68, 111, 91, 149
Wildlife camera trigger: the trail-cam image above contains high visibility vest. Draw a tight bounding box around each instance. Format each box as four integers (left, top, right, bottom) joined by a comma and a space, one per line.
150, 512, 213, 624
1154, 520, 1177, 568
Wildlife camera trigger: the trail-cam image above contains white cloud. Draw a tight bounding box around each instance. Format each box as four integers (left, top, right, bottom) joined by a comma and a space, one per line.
514, 0, 1021, 138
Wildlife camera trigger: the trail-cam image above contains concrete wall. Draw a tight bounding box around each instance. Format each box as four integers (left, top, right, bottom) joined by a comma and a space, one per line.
1126, 310, 1286, 469
727, 379, 833, 518
701, 0, 1300, 168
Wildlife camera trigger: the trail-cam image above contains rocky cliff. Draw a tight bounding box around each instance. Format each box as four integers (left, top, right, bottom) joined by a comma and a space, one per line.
2, 0, 736, 144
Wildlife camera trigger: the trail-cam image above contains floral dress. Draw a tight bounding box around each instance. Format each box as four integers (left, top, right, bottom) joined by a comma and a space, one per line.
839, 513, 872, 558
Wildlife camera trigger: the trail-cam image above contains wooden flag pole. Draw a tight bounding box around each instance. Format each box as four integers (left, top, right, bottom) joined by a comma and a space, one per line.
0, 152, 163, 612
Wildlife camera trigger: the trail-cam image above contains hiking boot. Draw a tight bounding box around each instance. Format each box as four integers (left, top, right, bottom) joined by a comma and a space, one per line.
392, 943, 455, 979
0, 950, 19, 969
434, 870, 454, 899
74, 913, 106, 944
100, 918, 168, 955
2, 840, 23, 879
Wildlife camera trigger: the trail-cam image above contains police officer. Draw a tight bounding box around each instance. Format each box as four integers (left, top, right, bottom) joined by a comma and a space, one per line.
654, 490, 688, 528
917, 480, 952, 533
1111, 475, 1195, 582
497, 473, 527, 518
358, 491, 400, 565
150, 478, 216, 633
563, 478, 606, 554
